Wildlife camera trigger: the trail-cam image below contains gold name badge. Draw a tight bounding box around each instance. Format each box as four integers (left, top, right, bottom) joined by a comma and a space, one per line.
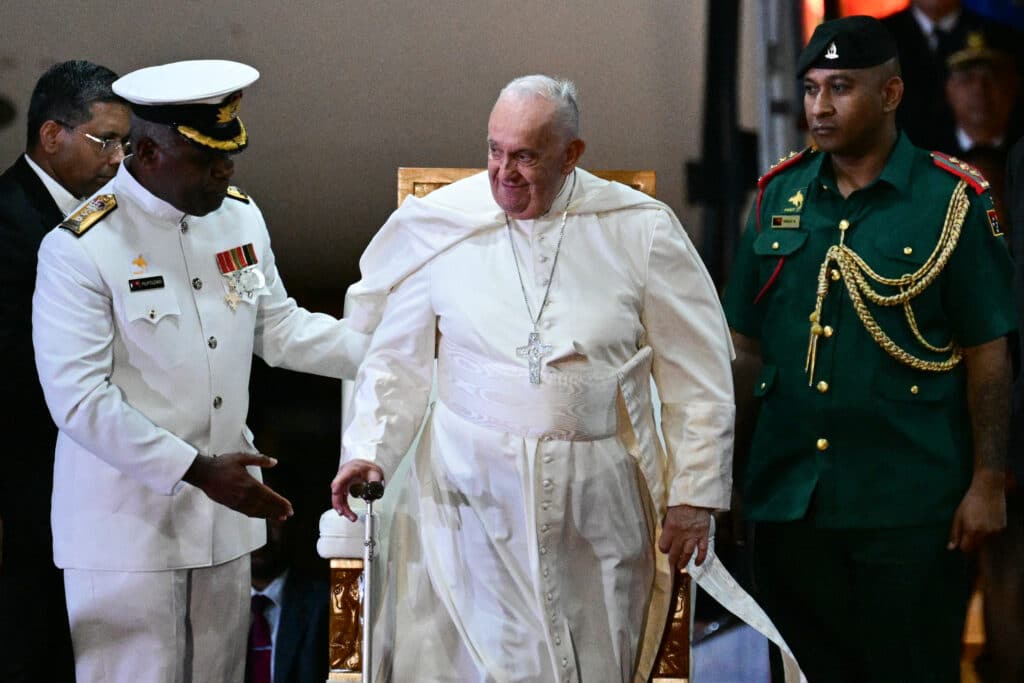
771, 215, 801, 229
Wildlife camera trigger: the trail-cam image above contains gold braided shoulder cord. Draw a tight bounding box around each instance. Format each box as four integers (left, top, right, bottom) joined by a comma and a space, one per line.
805, 180, 969, 384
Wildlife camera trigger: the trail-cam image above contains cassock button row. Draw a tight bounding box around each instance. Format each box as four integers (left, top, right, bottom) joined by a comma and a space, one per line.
546, 592, 553, 602
561, 658, 568, 668
213, 396, 223, 409
555, 636, 561, 646
543, 479, 553, 488
192, 277, 203, 290
208, 337, 218, 349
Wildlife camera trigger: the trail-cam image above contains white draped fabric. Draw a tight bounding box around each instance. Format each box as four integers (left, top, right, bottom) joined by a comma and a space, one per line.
343, 169, 735, 682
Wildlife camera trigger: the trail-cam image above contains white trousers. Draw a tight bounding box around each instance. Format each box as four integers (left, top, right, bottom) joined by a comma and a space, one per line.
64, 554, 250, 683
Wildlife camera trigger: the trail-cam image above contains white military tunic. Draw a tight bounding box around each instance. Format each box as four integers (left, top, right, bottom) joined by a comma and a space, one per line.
343, 170, 734, 682
33, 161, 368, 571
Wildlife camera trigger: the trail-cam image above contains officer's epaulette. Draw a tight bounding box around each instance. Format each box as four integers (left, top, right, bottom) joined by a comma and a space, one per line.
930, 151, 989, 195
755, 147, 815, 232
226, 185, 250, 203
59, 194, 116, 238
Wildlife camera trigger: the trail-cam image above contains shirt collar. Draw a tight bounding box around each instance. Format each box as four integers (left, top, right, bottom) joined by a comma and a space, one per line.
114, 159, 189, 223
912, 5, 960, 38
813, 132, 915, 195
23, 153, 80, 217
956, 127, 1004, 151
250, 568, 288, 606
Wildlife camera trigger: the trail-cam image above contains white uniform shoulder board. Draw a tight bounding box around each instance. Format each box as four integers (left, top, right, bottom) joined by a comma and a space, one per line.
59, 194, 117, 237
226, 186, 250, 203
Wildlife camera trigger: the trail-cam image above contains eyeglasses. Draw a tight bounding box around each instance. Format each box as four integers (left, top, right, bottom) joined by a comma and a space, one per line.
56, 121, 130, 157
82, 132, 131, 156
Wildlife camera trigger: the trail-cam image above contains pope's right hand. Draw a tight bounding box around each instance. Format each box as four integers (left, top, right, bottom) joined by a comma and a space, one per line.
331, 459, 385, 522
183, 452, 293, 520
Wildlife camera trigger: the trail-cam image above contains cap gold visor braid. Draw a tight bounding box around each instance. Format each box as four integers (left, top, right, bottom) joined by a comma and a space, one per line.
176, 118, 248, 152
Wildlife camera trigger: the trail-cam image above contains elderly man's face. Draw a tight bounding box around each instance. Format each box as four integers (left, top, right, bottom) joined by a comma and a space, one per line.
151, 135, 236, 217
946, 61, 1017, 137
487, 95, 581, 220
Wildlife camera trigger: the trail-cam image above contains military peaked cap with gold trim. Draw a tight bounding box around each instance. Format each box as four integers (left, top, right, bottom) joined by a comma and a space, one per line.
113, 60, 259, 153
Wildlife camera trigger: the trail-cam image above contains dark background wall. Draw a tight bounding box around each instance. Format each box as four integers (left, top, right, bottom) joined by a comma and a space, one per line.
1, 0, 760, 571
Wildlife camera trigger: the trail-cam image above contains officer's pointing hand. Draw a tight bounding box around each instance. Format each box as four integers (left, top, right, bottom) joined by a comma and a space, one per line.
183, 452, 293, 520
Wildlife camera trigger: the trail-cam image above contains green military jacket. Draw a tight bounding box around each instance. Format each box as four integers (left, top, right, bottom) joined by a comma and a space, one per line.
723, 133, 1015, 528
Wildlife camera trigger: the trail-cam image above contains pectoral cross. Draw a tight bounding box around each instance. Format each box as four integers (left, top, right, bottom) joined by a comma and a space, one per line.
517, 332, 551, 384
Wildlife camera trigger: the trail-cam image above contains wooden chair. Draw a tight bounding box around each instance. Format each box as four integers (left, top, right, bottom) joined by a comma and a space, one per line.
326, 167, 690, 683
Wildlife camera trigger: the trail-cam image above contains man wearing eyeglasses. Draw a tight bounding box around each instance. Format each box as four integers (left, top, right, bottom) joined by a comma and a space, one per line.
0, 59, 129, 683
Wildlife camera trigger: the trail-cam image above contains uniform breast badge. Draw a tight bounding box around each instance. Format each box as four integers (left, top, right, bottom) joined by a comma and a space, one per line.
215, 243, 264, 311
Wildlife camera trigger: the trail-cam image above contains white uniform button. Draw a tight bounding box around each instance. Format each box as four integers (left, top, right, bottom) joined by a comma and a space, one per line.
543, 479, 553, 488
213, 396, 223, 409
555, 636, 561, 645
542, 523, 550, 531
148, 309, 156, 320
208, 337, 218, 349
192, 277, 203, 290
180, 219, 188, 233
540, 547, 547, 555
543, 567, 549, 577
546, 592, 553, 602
561, 657, 568, 667
539, 255, 549, 263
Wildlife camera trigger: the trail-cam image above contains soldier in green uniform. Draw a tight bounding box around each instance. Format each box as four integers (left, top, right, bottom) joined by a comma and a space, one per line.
723, 15, 1014, 683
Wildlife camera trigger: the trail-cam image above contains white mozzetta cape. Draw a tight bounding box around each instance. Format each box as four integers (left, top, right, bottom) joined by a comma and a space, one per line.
344, 169, 735, 682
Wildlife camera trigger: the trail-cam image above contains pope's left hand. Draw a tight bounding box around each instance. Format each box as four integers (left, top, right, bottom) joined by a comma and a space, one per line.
659, 504, 712, 570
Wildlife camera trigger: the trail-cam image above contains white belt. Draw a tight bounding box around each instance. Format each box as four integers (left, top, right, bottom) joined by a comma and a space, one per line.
437, 338, 619, 441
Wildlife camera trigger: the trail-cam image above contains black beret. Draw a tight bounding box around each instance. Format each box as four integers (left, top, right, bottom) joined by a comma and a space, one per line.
797, 15, 898, 78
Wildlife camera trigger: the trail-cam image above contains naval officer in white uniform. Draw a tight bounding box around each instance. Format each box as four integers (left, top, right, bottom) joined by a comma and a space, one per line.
32, 60, 369, 682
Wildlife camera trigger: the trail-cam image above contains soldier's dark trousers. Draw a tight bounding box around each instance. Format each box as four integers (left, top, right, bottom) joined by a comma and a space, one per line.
751, 518, 970, 683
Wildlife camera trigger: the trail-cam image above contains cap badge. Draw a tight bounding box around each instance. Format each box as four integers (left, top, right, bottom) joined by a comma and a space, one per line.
825, 42, 839, 60
216, 94, 242, 124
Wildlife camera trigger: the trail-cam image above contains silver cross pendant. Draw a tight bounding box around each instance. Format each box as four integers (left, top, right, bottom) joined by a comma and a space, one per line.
516, 332, 552, 384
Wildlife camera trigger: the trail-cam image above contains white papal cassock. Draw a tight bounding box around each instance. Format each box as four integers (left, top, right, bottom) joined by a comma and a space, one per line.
343, 169, 735, 682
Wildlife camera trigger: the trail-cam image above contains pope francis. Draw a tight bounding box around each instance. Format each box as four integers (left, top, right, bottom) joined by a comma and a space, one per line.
331, 75, 735, 682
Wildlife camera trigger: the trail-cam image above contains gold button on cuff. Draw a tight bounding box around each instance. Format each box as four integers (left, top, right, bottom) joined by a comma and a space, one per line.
816, 438, 830, 451
823, 325, 834, 337
910, 385, 920, 395
830, 270, 841, 281
771, 241, 780, 250
817, 381, 829, 393
838, 219, 850, 230
903, 246, 913, 255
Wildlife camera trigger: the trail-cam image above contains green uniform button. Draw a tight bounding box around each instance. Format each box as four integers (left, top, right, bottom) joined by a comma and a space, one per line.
910, 385, 919, 395
903, 246, 913, 256
771, 241, 780, 250
816, 438, 830, 451
823, 325, 834, 337
817, 381, 829, 393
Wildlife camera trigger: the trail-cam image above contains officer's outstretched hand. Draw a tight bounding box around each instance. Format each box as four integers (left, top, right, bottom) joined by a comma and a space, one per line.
948, 468, 1007, 552
659, 504, 712, 571
331, 459, 385, 522
183, 452, 293, 520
